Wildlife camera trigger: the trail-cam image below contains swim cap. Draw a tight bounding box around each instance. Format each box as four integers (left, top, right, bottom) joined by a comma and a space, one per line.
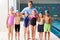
16, 10, 19, 13
45, 10, 49, 13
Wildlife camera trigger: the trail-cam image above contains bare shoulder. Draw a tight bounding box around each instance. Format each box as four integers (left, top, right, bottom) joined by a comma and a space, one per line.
43, 15, 46, 17
13, 13, 15, 15
49, 16, 51, 19
43, 15, 46, 19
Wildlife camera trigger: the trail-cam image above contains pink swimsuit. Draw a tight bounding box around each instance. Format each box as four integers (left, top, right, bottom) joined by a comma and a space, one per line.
31, 16, 36, 18
31, 15, 37, 19
8, 14, 14, 26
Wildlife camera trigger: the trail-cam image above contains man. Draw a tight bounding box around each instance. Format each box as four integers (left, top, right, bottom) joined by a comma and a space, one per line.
44, 10, 52, 40
21, 1, 38, 15
21, 1, 38, 40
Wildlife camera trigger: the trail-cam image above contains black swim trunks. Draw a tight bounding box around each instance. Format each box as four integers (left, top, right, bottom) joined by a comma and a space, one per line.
15, 24, 20, 32
38, 24, 44, 32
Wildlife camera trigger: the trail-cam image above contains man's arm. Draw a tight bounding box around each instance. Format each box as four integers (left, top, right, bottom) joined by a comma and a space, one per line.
20, 12, 24, 18
21, 7, 27, 15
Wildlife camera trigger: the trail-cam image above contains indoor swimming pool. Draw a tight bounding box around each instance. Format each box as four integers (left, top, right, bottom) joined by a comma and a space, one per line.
52, 20, 60, 38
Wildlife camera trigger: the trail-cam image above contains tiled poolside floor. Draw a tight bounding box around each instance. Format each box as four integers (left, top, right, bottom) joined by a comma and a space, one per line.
0, 21, 60, 40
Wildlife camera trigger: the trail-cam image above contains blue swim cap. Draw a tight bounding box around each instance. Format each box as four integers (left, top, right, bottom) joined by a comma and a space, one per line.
16, 10, 19, 13
45, 10, 49, 13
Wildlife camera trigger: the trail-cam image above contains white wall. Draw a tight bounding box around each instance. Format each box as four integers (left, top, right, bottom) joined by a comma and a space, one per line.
0, 0, 8, 31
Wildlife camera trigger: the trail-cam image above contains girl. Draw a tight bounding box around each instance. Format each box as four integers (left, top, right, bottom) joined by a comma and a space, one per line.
37, 12, 44, 40
24, 13, 30, 40
6, 7, 15, 40
30, 10, 38, 40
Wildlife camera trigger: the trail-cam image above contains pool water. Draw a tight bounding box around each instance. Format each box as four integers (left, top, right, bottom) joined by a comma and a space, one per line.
51, 20, 60, 38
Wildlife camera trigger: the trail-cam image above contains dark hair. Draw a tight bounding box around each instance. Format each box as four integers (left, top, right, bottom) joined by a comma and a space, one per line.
40, 13, 43, 18
28, 1, 33, 4
33, 10, 36, 13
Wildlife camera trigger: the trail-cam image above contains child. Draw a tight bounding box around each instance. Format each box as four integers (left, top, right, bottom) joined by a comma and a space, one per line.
44, 10, 52, 40
30, 10, 37, 40
37, 12, 44, 40
15, 10, 21, 40
24, 13, 30, 40
6, 7, 15, 40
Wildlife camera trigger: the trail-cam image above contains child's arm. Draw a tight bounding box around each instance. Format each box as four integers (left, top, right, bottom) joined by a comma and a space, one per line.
14, 13, 16, 17
50, 17, 52, 29
43, 15, 45, 19
29, 15, 32, 19
36, 15, 39, 21
6, 15, 9, 28
50, 17, 52, 25
20, 12, 24, 18
37, 17, 40, 22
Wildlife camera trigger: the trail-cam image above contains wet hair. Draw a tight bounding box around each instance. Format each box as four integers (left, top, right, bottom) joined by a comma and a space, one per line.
28, 1, 33, 5
39, 12, 43, 18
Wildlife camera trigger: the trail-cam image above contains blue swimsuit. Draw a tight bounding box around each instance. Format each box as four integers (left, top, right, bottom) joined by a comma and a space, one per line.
24, 16, 29, 28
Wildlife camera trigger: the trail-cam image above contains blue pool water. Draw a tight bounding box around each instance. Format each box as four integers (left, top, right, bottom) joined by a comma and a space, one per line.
51, 20, 60, 38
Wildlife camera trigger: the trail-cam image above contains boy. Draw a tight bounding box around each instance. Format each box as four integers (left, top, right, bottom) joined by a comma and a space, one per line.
15, 10, 21, 40
44, 10, 52, 40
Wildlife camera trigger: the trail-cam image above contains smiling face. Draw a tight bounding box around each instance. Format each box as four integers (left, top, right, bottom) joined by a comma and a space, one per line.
45, 12, 49, 16
9, 7, 14, 14
39, 13, 43, 18
28, 1, 33, 8
10, 7, 14, 11
32, 10, 36, 16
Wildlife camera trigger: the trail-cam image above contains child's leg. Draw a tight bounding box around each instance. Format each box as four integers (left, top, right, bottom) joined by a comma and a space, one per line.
15, 32, 17, 40
33, 26, 36, 40
31, 26, 36, 40
18, 32, 20, 40
11, 26, 13, 40
24, 27, 26, 40
31, 25, 33, 40
27, 27, 30, 40
8, 25, 11, 40
39, 32, 40, 40
39, 32, 43, 40
44, 32, 47, 40
48, 32, 50, 40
